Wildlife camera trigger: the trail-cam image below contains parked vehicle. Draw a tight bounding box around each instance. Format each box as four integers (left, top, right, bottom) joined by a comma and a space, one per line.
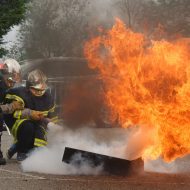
21, 57, 111, 127
21, 57, 96, 104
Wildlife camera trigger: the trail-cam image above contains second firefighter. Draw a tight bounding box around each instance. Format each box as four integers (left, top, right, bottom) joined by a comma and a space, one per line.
4, 69, 58, 161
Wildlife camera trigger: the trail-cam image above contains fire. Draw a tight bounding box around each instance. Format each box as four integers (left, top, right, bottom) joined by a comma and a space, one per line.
84, 18, 190, 162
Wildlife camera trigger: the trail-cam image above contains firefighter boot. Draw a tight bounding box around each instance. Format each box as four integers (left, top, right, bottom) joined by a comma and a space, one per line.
17, 152, 27, 162
6, 144, 17, 159
0, 151, 6, 165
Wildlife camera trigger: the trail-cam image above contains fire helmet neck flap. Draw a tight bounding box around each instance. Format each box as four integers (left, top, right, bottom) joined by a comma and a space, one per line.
27, 69, 47, 96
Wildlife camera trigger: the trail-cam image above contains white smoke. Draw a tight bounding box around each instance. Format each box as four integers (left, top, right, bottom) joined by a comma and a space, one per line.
125, 125, 157, 160
144, 155, 190, 174
87, 0, 121, 26
21, 122, 190, 175
21, 123, 132, 175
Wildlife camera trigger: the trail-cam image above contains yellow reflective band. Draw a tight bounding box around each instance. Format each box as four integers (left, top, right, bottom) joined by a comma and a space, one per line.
13, 111, 18, 119
5, 94, 25, 107
34, 143, 46, 147
34, 138, 47, 147
37, 105, 56, 116
52, 119, 58, 123
51, 116, 58, 120
41, 126, 47, 135
49, 105, 55, 112
35, 138, 47, 144
50, 116, 58, 123
41, 111, 48, 116
13, 110, 22, 119
11, 119, 27, 139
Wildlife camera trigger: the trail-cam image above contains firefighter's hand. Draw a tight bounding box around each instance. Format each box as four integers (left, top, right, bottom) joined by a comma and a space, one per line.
30, 111, 44, 121
11, 101, 24, 111
0, 101, 24, 114
41, 118, 51, 126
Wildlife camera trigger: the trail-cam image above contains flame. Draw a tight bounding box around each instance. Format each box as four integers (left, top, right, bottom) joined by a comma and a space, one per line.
84, 18, 190, 162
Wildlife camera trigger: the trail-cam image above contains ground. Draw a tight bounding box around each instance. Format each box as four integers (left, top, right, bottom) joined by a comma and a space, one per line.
0, 132, 190, 190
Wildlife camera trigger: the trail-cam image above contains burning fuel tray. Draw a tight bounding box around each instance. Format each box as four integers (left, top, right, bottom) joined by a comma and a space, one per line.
62, 147, 143, 175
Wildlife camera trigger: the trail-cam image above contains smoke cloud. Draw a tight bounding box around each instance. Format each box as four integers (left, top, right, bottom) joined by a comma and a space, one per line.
21, 122, 190, 175
21, 122, 131, 175
63, 78, 107, 128
125, 125, 157, 160
21, 121, 190, 175
145, 156, 190, 174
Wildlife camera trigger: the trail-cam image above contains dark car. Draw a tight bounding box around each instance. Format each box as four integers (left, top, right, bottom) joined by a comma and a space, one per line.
21, 57, 96, 103
21, 57, 110, 128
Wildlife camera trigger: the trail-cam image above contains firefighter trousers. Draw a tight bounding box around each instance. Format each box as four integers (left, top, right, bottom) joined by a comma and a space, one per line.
13, 120, 47, 153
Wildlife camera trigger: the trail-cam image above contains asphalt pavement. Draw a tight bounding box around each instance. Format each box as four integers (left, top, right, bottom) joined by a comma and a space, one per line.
0, 132, 190, 190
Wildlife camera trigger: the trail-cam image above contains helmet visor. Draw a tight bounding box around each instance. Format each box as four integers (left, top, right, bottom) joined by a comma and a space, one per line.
30, 82, 47, 90
30, 86, 46, 96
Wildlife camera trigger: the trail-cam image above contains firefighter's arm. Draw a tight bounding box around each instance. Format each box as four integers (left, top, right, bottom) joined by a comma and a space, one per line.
14, 109, 45, 120
3, 92, 25, 114
0, 101, 24, 114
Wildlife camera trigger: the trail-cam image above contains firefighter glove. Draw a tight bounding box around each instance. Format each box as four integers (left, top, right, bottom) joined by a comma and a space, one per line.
11, 101, 24, 111
30, 110, 44, 120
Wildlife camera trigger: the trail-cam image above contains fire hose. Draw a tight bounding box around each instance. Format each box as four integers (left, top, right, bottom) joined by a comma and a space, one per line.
3, 122, 11, 135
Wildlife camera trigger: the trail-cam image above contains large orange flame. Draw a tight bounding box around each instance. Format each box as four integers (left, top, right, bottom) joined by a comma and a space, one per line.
84, 18, 190, 162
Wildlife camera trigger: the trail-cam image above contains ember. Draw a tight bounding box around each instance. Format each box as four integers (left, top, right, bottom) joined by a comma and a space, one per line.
84, 18, 190, 162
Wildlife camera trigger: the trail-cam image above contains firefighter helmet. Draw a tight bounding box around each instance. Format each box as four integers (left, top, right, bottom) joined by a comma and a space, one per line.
0, 60, 4, 70
0, 58, 21, 87
3, 58, 21, 74
27, 69, 47, 96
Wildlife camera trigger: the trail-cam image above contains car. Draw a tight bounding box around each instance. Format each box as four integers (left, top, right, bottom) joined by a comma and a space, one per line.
21, 57, 111, 127
21, 57, 97, 104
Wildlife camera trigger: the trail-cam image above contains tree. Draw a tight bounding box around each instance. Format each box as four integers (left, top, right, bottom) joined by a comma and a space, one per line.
19, 0, 149, 59
114, 0, 146, 30
0, 0, 27, 57
6, 42, 26, 61
142, 0, 190, 37
114, 0, 190, 38
19, 0, 91, 59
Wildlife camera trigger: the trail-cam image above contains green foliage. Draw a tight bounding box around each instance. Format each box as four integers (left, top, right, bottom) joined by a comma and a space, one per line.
0, 46, 8, 56
0, 0, 27, 57
16, 0, 190, 60
6, 42, 26, 61
20, 0, 90, 59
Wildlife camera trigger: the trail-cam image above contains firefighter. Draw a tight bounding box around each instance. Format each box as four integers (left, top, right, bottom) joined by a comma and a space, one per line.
0, 58, 24, 165
4, 69, 58, 161
0, 58, 21, 101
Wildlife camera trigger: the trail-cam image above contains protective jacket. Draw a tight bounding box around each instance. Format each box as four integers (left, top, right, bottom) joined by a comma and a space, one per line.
0, 76, 9, 131
4, 86, 57, 151
0, 76, 8, 103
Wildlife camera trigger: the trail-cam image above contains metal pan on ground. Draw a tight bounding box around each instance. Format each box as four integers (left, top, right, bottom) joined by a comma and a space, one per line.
62, 147, 144, 176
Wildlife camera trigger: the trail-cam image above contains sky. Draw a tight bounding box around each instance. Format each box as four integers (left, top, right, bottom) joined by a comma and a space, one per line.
3, 25, 19, 48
